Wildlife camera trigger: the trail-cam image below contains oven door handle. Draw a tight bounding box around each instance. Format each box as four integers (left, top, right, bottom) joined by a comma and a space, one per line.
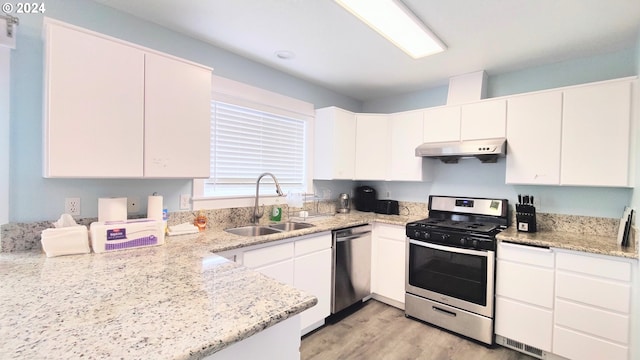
408, 239, 490, 257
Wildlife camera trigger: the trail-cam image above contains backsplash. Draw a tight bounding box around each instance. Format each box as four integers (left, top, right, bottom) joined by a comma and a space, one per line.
0, 200, 631, 253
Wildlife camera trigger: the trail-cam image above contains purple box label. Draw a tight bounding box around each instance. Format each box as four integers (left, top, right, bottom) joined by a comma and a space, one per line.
107, 228, 126, 241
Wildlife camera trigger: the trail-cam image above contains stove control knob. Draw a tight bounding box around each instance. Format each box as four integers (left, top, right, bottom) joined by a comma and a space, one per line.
459, 237, 467, 246
440, 234, 449, 241
423, 232, 431, 239
472, 239, 479, 248
413, 230, 421, 238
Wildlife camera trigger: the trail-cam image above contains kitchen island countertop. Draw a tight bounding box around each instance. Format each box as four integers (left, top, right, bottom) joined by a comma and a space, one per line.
0, 212, 418, 359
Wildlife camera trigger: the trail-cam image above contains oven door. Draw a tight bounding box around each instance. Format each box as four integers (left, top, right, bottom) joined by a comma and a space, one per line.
406, 239, 494, 318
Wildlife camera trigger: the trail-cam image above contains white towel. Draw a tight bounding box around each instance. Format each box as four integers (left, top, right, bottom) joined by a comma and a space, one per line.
167, 223, 199, 236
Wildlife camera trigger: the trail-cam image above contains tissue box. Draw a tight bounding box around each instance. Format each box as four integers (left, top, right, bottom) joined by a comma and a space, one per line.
41, 226, 90, 257
90, 219, 165, 253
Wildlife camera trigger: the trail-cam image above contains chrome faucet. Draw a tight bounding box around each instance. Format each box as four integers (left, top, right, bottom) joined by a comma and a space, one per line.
252, 172, 285, 224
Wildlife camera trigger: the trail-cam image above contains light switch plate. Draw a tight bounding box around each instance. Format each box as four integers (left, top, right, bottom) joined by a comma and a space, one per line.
180, 194, 190, 210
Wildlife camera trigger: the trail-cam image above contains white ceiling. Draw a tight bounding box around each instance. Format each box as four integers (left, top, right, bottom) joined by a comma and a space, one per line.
93, 0, 640, 101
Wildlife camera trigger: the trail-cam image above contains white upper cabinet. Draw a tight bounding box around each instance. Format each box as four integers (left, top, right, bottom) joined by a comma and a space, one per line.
355, 114, 390, 180
314, 107, 357, 180
144, 53, 212, 178
460, 99, 507, 140
423, 106, 461, 143
505, 91, 563, 185
560, 80, 633, 187
43, 19, 212, 178
389, 110, 430, 181
44, 22, 145, 177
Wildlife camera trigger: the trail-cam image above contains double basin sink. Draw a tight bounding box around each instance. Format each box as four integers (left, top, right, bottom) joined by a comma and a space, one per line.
225, 222, 315, 237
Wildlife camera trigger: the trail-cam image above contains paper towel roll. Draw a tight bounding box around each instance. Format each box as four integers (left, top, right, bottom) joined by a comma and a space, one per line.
98, 198, 127, 223
147, 195, 163, 221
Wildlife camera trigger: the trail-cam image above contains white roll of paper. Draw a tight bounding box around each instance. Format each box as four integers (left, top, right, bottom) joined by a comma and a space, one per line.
98, 197, 127, 223
147, 195, 163, 221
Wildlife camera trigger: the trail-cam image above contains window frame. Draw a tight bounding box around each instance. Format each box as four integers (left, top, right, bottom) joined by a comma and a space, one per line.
192, 75, 314, 210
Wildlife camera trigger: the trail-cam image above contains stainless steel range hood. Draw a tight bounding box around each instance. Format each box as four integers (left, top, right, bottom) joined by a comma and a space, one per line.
415, 138, 507, 163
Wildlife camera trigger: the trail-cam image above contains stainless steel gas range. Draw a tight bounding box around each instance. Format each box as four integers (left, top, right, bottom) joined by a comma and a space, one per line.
405, 195, 509, 345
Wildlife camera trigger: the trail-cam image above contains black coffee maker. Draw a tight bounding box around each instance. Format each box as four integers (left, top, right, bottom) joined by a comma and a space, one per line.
354, 186, 377, 212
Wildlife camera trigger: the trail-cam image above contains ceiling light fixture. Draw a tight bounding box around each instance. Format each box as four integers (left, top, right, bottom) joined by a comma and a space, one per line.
335, 0, 446, 59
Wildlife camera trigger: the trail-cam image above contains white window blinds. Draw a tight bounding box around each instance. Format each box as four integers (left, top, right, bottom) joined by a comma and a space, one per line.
205, 101, 306, 197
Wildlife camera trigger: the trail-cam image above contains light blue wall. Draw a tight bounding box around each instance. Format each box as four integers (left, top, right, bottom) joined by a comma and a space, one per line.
361, 47, 638, 218
9, 0, 361, 222
9, 0, 638, 222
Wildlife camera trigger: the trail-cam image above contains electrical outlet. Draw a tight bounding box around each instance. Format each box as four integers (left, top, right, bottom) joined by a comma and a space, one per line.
179, 194, 191, 210
65, 198, 80, 216
127, 197, 141, 214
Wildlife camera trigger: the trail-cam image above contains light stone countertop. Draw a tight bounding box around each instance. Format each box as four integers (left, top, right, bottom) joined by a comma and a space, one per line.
2, 210, 636, 359
0, 212, 417, 360
497, 227, 638, 259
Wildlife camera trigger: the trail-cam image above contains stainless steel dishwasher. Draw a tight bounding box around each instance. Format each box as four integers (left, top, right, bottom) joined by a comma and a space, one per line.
331, 224, 372, 314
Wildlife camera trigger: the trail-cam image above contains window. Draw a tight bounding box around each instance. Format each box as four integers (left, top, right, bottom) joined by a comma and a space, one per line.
192, 75, 314, 210
206, 102, 306, 197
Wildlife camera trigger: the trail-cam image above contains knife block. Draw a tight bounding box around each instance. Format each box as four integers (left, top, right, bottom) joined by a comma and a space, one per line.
516, 204, 537, 232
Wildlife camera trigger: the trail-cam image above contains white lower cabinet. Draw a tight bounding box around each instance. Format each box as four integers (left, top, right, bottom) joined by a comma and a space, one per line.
496, 243, 636, 360
495, 242, 555, 353
371, 223, 406, 309
244, 241, 295, 285
553, 250, 633, 360
206, 315, 301, 360
294, 235, 332, 335
234, 232, 332, 336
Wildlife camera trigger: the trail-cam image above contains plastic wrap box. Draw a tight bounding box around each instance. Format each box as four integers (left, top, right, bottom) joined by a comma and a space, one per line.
90, 219, 165, 253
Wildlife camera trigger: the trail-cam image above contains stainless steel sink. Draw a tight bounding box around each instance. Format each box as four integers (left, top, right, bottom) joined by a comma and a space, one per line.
268, 222, 315, 231
225, 222, 315, 236
225, 225, 282, 237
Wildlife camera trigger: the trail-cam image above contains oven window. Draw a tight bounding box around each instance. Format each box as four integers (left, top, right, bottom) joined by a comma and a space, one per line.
408, 243, 487, 306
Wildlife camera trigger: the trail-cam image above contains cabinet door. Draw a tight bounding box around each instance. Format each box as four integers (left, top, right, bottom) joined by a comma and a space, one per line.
44, 24, 145, 177
495, 297, 553, 351
355, 114, 389, 180
423, 106, 460, 143
372, 224, 406, 307
314, 107, 356, 180
460, 99, 506, 140
561, 81, 632, 187
144, 53, 212, 178
294, 248, 331, 334
389, 111, 425, 181
505, 91, 562, 184
253, 259, 295, 286
496, 260, 554, 308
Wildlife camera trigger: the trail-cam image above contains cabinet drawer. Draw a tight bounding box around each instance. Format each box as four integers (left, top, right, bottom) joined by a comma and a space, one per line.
295, 234, 331, 257
495, 296, 553, 351
374, 223, 405, 240
496, 260, 554, 307
553, 326, 628, 360
243, 242, 294, 268
555, 299, 629, 344
498, 242, 554, 267
556, 271, 631, 313
555, 251, 631, 282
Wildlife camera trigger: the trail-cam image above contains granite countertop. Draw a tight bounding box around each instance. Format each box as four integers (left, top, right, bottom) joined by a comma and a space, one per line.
0, 212, 417, 360
497, 227, 638, 259
4, 208, 634, 359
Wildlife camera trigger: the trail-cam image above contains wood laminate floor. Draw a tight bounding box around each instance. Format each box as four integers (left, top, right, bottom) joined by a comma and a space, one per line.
301, 300, 536, 360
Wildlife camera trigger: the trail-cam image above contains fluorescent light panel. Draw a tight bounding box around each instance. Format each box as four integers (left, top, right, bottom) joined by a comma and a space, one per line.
335, 0, 446, 59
